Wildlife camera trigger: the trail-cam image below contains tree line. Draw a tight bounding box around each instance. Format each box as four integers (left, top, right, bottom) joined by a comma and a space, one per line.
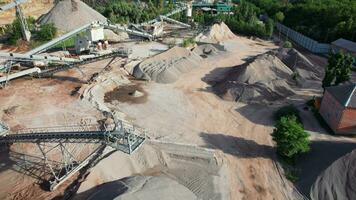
245, 0, 356, 43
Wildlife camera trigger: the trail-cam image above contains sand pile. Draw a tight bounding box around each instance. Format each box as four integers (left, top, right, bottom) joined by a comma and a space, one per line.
133, 46, 203, 83
192, 44, 220, 58
311, 149, 356, 200
276, 48, 323, 88
81, 176, 197, 200
37, 0, 106, 32
75, 141, 229, 200
213, 53, 296, 104
195, 22, 236, 43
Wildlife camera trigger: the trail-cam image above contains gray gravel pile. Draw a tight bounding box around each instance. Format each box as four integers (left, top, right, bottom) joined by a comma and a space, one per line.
37, 0, 106, 32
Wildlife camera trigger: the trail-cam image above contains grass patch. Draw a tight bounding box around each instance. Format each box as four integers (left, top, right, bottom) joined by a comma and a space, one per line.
53, 36, 77, 49
181, 38, 196, 48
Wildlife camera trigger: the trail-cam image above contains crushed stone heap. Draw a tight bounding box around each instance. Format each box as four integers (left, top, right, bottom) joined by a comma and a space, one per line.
37, 0, 107, 32
213, 53, 296, 104
311, 149, 356, 200
276, 48, 323, 88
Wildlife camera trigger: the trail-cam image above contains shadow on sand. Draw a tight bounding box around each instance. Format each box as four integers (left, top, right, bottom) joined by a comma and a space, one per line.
295, 140, 356, 196
200, 132, 275, 159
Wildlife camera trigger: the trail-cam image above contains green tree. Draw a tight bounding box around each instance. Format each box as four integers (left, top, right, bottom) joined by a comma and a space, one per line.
5, 16, 35, 44
265, 18, 274, 37
272, 115, 310, 160
322, 51, 354, 88
37, 23, 57, 41
274, 11, 284, 23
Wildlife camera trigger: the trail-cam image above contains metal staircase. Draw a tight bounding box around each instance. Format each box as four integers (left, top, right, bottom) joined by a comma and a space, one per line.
0, 120, 146, 190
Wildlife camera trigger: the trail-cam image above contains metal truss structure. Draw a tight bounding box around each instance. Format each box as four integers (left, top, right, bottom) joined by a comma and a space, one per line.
0, 120, 145, 191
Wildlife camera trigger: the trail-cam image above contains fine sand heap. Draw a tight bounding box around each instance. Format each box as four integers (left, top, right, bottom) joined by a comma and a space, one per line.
276, 48, 323, 88
213, 53, 296, 104
192, 44, 220, 58
311, 149, 356, 200
37, 0, 106, 32
195, 22, 236, 43
80, 176, 197, 200
133, 46, 203, 83
75, 141, 229, 200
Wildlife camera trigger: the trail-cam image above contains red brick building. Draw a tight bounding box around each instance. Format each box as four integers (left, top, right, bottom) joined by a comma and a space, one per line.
319, 84, 356, 134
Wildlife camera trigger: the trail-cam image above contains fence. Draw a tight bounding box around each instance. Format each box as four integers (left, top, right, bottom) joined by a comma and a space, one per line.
276, 23, 330, 54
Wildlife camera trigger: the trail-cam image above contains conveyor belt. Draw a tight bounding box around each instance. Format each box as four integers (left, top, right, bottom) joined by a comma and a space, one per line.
0, 0, 26, 12
0, 131, 105, 143
36, 48, 130, 78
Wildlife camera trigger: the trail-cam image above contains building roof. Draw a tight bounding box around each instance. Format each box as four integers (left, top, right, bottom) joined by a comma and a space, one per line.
331, 38, 356, 53
326, 84, 356, 108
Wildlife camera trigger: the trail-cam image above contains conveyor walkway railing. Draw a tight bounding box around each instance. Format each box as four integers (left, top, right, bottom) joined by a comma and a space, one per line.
0, 120, 146, 190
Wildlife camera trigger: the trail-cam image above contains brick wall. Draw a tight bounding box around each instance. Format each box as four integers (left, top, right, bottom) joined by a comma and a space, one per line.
319, 91, 344, 132
338, 108, 356, 129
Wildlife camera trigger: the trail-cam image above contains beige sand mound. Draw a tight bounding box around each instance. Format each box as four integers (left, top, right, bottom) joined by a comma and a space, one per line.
195, 22, 236, 43
311, 149, 356, 200
83, 176, 197, 200
37, 0, 106, 32
133, 46, 203, 83
213, 53, 296, 104
192, 44, 220, 58
75, 141, 228, 200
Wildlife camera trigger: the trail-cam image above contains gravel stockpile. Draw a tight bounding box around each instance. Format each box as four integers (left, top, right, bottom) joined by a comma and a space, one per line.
133, 46, 203, 83
311, 149, 356, 200
276, 48, 323, 88
213, 53, 296, 104
37, 0, 106, 32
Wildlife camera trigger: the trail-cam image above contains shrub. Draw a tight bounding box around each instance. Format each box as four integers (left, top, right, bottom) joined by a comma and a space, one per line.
36, 23, 57, 41
272, 115, 310, 161
4, 16, 35, 44
283, 41, 293, 48
274, 11, 285, 23
181, 38, 195, 48
274, 105, 301, 123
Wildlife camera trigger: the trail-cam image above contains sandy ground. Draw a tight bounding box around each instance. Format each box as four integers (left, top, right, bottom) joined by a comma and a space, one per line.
0, 0, 54, 25
0, 33, 355, 199
0, 57, 122, 199
97, 37, 300, 199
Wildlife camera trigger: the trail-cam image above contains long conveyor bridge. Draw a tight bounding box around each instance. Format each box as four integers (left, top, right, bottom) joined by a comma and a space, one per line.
0, 120, 146, 191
